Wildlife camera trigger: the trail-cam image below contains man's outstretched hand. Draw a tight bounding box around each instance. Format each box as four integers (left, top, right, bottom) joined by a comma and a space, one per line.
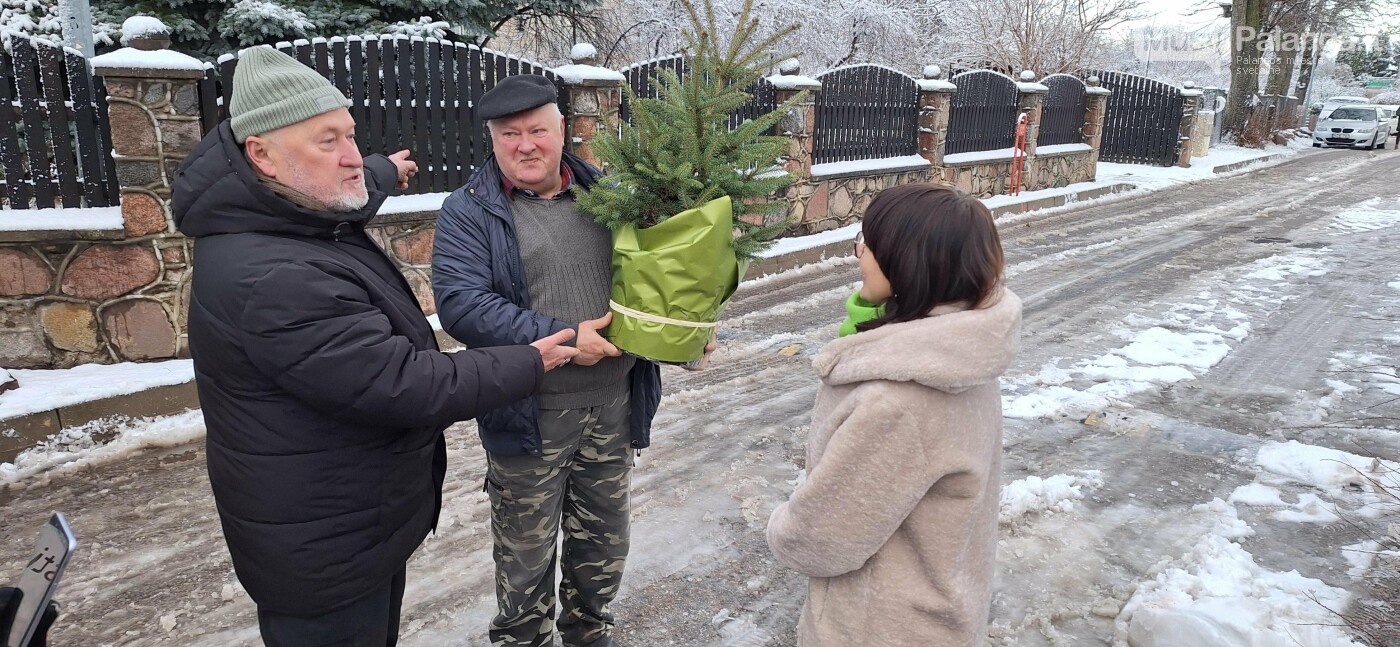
575, 313, 623, 366
531, 329, 580, 372
388, 150, 417, 190
684, 337, 718, 372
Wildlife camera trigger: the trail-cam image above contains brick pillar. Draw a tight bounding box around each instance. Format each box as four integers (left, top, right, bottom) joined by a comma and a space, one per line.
555, 44, 625, 169
1083, 76, 1112, 170
1177, 82, 1203, 168
916, 65, 957, 168
1016, 71, 1046, 158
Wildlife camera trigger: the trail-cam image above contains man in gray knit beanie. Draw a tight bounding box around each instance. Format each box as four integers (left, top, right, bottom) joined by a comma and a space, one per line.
174, 46, 578, 647
231, 45, 417, 211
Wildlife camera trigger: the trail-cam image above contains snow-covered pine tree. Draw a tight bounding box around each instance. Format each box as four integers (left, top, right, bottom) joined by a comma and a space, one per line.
574, 0, 802, 261
1, 0, 63, 42
85, 0, 599, 58
1373, 90, 1400, 105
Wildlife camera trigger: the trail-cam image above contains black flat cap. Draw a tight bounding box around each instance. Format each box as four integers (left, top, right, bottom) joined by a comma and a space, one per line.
478, 74, 559, 121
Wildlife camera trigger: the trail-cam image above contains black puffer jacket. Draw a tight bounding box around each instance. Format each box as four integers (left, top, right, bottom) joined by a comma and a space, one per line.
173, 122, 543, 616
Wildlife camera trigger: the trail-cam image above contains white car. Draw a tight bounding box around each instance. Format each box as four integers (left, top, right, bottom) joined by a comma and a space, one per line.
1326, 95, 1370, 104
1375, 104, 1399, 131
1316, 96, 1372, 120
1313, 106, 1392, 149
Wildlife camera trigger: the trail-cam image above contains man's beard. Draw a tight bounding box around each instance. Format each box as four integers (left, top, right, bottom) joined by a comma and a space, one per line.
325, 178, 369, 212
285, 165, 369, 213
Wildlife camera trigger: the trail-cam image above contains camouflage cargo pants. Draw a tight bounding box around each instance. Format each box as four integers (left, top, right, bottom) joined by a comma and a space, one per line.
485, 393, 632, 647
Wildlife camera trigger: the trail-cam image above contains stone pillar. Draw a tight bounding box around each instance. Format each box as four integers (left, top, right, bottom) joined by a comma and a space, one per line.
1015, 70, 1046, 158
95, 39, 204, 238
80, 24, 203, 363
1192, 110, 1214, 157
916, 65, 957, 168
1177, 82, 1203, 168
1083, 76, 1112, 170
766, 60, 820, 230
555, 44, 625, 169
769, 60, 821, 179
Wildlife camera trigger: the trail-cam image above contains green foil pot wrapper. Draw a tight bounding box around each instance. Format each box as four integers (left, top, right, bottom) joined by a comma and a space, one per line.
607, 195, 746, 364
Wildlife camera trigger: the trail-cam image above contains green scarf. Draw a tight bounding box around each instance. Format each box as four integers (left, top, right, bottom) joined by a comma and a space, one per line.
838, 291, 886, 337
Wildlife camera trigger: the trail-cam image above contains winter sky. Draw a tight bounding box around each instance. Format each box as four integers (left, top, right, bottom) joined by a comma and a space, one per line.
1123, 0, 1228, 31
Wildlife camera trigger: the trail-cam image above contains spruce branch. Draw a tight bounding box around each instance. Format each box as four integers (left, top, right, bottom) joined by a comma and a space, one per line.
574, 0, 807, 261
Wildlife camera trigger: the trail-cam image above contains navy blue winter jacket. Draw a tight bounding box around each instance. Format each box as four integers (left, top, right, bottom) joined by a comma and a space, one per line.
432, 152, 662, 457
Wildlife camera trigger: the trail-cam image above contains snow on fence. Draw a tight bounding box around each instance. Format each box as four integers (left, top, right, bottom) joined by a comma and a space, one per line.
199, 36, 570, 196
0, 35, 120, 210
946, 70, 1019, 156
812, 64, 919, 165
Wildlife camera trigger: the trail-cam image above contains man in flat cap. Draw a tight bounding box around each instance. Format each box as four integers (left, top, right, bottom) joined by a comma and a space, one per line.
173, 47, 578, 646
434, 75, 696, 647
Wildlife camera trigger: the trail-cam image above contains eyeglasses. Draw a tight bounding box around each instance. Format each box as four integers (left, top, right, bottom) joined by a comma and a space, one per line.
854, 231, 866, 258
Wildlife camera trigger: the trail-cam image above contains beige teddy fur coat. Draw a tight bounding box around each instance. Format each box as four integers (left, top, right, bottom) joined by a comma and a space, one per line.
767, 288, 1022, 647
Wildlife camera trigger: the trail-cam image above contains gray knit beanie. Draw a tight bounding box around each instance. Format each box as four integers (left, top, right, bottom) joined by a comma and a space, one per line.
229, 45, 351, 143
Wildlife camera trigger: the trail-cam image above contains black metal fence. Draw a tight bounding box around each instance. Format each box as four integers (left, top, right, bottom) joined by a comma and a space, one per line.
1086, 69, 1185, 166
1039, 74, 1086, 147
946, 70, 1019, 155
619, 53, 778, 131
619, 55, 685, 123
812, 64, 918, 164
0, 35, 119, 209
200, 36, 569, 195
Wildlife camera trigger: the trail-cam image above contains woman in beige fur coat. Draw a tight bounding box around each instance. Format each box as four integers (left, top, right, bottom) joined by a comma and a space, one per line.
767, 183, 1022, 646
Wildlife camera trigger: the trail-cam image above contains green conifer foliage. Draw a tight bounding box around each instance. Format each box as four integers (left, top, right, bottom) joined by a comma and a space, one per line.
574, 0, 804, 261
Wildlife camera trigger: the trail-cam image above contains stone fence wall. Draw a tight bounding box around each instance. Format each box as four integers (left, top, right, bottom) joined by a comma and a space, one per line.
772, 66, 1112, 235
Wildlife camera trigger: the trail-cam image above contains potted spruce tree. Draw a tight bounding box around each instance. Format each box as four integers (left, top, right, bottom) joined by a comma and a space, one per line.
575, 0, 805, 364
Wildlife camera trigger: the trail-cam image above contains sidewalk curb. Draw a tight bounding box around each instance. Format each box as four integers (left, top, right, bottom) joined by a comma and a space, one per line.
1211, 153, 1288, 174
1, 382, 200, 464
744, 182, 1138, 280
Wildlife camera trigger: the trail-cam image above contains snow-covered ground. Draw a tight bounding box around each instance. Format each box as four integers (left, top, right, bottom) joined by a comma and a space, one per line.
1, 411, 205, 484
2, 146, 1396, 646
1097, 141, 1302, 192
0, 360, 194, 421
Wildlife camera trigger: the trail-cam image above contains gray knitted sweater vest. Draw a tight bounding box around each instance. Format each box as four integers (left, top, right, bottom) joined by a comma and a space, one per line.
510, 192, 635, 410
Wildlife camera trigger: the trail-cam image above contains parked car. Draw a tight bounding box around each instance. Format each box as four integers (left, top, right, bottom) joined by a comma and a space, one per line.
1313, 106, 1392, 149
1375, 105, 1399, 131
1316, 96, 1373, 121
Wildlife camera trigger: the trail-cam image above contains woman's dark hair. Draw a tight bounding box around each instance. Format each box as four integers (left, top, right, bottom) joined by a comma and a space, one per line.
857, 183, 1004, 333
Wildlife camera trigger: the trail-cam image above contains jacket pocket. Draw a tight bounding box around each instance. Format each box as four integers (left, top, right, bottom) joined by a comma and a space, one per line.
379, 440, 435, 542
479, 405, 535, 455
